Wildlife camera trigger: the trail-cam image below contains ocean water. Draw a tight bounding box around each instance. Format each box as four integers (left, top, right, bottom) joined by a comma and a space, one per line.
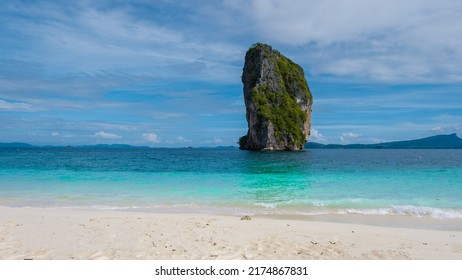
0, 147, 461, 219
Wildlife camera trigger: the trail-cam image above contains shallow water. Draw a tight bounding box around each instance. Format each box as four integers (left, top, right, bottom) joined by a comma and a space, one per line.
0, 147, 461, 218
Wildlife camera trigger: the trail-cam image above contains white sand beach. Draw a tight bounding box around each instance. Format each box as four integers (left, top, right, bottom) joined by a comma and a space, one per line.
0, 206, 461, 260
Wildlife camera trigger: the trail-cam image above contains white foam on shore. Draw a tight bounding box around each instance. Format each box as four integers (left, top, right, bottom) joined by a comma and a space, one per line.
9, 203, 462, 219
338, 205, 462, 219
254, 202, 277, 208
250, 199, 462, 219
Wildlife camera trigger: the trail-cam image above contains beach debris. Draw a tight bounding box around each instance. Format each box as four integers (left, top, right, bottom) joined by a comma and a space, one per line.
310, 241, 317, 245
241, 215, 252, 220
329, 241, 336, 245
399, 251, 410, 258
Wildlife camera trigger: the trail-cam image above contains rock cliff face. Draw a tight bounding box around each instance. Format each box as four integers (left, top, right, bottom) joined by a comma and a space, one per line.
239, 43, 313, 151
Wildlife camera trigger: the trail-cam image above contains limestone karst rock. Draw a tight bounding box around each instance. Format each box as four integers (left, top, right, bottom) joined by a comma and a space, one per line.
239, 43, 313, 151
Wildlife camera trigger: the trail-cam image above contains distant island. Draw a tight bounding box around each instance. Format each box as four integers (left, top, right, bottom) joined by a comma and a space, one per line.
0, 143, 235, 149
1, 134, 462, 149
0, 143, 150, 149
305, 133, 462, 149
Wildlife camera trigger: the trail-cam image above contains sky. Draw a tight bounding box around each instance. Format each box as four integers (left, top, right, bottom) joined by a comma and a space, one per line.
1, 0, 462, 147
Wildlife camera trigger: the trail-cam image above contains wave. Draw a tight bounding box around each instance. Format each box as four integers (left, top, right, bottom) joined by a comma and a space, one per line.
9, 202, 462, 219
252, 200, 462, 219
214, 203, 462, 219
338, 205, 462, 219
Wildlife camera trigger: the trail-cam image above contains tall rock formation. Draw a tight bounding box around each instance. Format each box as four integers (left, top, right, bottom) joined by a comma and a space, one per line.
239, 43, 313, 151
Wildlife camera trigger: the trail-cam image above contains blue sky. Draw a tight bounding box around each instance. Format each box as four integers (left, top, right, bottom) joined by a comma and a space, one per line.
1, 0, 462, 146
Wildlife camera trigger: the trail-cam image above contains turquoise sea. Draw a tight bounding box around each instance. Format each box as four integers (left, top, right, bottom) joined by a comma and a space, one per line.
0, 147, 461, 219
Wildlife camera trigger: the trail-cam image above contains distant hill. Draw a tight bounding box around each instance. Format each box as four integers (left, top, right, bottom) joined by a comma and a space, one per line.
77, 144, 150, 149
0, 142, 35, 148
0, 143, 149, 149
3, 134, 462, 149
305, 133, 462, 149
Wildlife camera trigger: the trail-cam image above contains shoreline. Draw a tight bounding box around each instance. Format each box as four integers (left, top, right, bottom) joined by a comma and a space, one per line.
4, 203, 462, 231
1, 206, 461, 260
261, 213, 462, 231
3, 203, 462, 231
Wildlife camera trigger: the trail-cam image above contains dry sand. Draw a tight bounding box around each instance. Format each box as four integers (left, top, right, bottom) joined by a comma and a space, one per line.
0, 206, 461, 260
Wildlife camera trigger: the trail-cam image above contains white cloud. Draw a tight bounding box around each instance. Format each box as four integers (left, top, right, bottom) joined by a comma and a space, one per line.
340, 132, 361, 143
92, 131, 122, 139
2, 1, 242, 85
50, 131, 78, 139
428, 125, 462, 135
4, 0, 462, 87
226, 0, 462, 83
151, 112, 186, 119
232, 0, 461, 46
310, 128, 325, 143
34, 6, 185, 72
143, 133, 160, 143
175, 136, 192, 143
77, 8, 183, 46
0, 99, 33, 111
429, 126, 445, 134
365, 137, 386, 144
206, 136, 223, 145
